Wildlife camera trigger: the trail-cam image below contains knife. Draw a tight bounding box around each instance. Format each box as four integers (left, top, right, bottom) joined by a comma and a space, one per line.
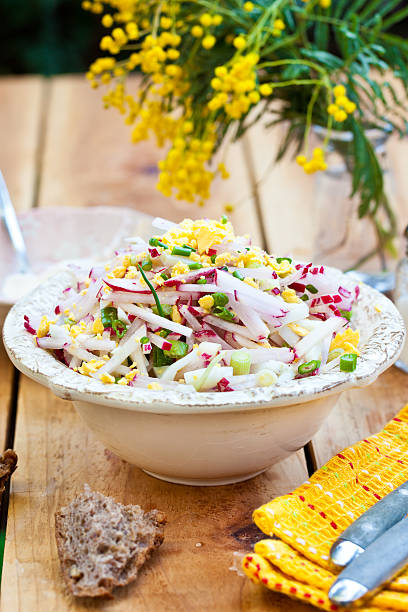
329, 517, 408, 606
330, 479, 408, 568
0, 169, 30, 273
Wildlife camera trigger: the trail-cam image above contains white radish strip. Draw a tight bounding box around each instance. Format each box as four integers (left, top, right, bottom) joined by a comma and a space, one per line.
117, 306, 130, 325
152, 216, 177, 231
281, 301, 309, 325
122, 304, 193, 337
178, 283, 219, 293
231, 300, 269, 341
66, 345, 99, 362
320, 335, 332, 367
92, 322, 145, 376
213, 237, 250, 253
161, 349, 201, 382
227, 267, 278, 279
48, 324, 70, 342
185, 365, 232, 392
233, 334, 265, 349
215, 270, 287, 317
130, 345, 148, 376
148, 332, 173, 351
114, 365, 131, 376
203, 314, 258, 340
68, 354, 80, 369
178, 305, 201, 331
110, 291, 178, 305
103, 278, 148, 293
36, 337, 68, 350
295, 317, 345, 358
194, 324, 233, 350
77, 336, 117, 352
93, 334, 141, 376
72, 279, 103, 320
278, 326, 299, 347
163, 267, 217, 286
223, 347, 294, 365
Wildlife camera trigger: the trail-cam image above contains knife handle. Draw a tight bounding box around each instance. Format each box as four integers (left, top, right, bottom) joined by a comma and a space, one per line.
330, 517, 408, 604
330, 480, 408, 567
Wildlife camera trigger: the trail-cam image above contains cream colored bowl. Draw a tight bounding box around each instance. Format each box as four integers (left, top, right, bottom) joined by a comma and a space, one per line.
3, 269, 405, 486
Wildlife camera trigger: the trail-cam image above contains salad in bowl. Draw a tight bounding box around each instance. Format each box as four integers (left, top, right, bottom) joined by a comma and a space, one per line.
4, 216, 404, 484
25, 216, 361, 394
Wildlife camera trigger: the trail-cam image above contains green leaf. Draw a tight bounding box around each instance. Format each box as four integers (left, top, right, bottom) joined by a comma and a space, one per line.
300, 49, 343, 70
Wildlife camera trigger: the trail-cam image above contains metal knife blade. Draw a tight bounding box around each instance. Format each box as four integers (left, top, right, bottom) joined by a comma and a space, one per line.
0, 169, 29, 273
329, 517, 408, 606
330, 479, 408, 568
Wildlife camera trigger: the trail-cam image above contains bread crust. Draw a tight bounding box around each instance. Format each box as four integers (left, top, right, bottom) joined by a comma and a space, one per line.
55, 487, 166, 598
0, 449, 17, 496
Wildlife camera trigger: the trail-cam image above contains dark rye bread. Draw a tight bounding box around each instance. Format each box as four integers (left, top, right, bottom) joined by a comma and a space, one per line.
0, 449, 17, 495
55, 485, 166, 597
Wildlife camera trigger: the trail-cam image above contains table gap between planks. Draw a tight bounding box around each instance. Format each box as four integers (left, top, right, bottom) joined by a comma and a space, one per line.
0, 75, 407, 612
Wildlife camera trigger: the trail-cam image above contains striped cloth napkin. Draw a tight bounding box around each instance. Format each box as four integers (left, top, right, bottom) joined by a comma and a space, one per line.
242, 404, 408, 611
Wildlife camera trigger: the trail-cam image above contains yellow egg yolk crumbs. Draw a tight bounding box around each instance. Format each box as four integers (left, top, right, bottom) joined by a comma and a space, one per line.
281, 289, 300, 303
330, 328, 360, 356
198, 295, 215, 311
155, 218, 235, 254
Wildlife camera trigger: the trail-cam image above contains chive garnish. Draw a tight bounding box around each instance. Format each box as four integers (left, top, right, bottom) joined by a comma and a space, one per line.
138, 264, 164, 317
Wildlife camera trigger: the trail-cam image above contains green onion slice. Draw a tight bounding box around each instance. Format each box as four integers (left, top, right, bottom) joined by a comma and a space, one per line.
232, 270, 244, 280
339, 309, 352, 321
196, 278, 207, 285
172, 246, 192, 257
306, 284, 318, 294
188, 262, 203, 270
141, 257, 152, 271
152, 304, 172, 318
149, 238, 168, 249
298, 360, 321, 375
213, 306, 235, 321
276, 257, 292, 264
112, 319, 127, 338
212, 292, 229, 307
101, 306, 118, 328
164, 340, 189, 359
340, 353, 357, 372
231, 349, 251, 375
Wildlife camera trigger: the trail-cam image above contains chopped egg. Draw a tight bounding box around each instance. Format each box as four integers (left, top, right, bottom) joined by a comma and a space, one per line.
171, 262, 189, 277
330, 328, 360, 355
37, 316, 51, 338
99, 372, 115, 384
281, 289, 300, 303
92, 318, 104, 334
171, 305, 182, 323
198, 295, 215, 310
288, 322, 309, 337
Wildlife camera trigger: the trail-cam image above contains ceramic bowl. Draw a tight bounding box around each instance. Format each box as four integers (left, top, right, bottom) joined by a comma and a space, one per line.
3, 268, 405, 486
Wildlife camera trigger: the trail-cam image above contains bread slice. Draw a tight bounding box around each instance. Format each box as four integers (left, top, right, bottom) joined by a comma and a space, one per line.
55, 485, 166, 597
0, 449, 17, 496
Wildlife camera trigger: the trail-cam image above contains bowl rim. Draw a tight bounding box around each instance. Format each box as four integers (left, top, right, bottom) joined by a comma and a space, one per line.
3, 266, 405, 415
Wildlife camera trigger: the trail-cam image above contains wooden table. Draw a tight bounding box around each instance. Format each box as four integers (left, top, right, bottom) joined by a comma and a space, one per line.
1, 75, 408, 611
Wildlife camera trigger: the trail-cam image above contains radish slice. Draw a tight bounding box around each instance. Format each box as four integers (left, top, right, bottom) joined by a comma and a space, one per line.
295, 317, 346, 358
122, 304, 193, 337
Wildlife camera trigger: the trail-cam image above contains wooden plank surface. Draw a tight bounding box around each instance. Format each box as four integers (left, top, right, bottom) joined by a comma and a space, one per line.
2, 73, 408, 612
1, 75, 309, 611
0, 75, 44, 452
1, 377, 307, 611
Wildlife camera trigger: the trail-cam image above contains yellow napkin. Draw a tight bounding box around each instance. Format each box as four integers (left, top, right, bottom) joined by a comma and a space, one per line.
242, 404, 408, 611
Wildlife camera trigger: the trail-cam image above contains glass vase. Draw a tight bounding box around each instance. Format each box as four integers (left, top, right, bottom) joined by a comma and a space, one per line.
311, 125, 397, 289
